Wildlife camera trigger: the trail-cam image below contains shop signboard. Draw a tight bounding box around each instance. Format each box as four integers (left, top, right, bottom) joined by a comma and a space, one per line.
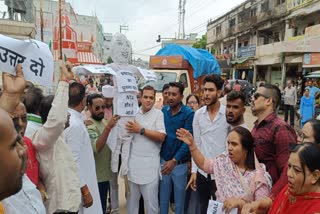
303, 53, 320, 67
237, 45, 256, 58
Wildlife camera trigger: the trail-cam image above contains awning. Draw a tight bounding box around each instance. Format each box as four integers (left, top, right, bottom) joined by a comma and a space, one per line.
53, 50, 102, 64
230, 58, 248, 64
77, 52, 102, 64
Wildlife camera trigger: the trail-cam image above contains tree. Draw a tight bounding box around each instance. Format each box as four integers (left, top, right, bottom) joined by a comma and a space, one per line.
192, 35, 207, 49
107, 56, 113, 64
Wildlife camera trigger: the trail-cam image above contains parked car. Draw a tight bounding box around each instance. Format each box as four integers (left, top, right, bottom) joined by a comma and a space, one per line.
227, 79, 255, 106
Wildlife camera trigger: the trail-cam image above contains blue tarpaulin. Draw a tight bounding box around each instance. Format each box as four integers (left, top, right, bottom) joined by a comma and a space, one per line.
155, 44, 221, 78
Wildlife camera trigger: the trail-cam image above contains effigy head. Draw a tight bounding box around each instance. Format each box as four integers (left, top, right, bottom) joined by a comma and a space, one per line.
110, 33, 132, 65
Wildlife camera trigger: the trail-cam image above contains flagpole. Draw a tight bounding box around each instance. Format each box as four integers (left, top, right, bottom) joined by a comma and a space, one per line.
59, 0, 63, 60
40, 0, 44, 41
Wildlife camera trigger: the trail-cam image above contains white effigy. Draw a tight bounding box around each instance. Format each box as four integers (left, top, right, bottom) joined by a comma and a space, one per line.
104, 33, 139, 176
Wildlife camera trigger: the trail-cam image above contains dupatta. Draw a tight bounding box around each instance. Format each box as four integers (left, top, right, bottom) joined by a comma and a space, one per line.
269, 185, 320, 214
213, 153, 272, 202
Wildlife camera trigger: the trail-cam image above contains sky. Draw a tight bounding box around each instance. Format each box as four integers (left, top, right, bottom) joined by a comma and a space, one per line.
66, 0, 246, 60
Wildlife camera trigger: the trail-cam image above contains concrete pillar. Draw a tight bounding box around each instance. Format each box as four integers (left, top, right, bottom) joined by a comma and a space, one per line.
235, 37, 239, 58
220, 42, 224, 54
266, 66, 272, 83
253, 64, 257, 87
281, 53, 286, 90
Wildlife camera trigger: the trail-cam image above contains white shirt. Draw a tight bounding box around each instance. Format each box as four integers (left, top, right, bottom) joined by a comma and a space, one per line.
128, 107, 166, 185
284, 86, 297, 106
64, 108, 103, 214
31, 82, 81, 214
191, 104, 229, 179
3, 175, 46, 214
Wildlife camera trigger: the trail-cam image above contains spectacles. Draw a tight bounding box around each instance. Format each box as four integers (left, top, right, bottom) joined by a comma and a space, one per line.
95, 105, 106, 111
187, 101, 198, 105
253, 93, 270, 100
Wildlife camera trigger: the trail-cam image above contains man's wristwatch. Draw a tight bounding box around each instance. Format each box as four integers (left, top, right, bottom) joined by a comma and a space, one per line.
140, 128, 145, 135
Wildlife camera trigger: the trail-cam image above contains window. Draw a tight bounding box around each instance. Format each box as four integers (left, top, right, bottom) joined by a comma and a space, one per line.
216, 25, 221, 35
229, 19, 235, 27
179, 73, 188, 88
261, 1, 269, 12
244, 41, 249, 46
250, 8, 257, 18
276, 0, 285, 5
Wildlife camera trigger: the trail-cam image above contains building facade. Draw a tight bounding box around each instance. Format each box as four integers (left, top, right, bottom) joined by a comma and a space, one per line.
207, 0, 320, 88
33, 0, 104, 64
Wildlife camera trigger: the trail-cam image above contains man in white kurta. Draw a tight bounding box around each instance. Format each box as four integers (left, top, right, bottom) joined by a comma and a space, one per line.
31, 80, 81, 214
64, 82, 102, 214
125, 86, 166, 214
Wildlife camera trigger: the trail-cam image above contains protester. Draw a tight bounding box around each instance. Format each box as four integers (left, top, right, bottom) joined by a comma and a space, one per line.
297, 119, 320, 144
233, 80, 242, 92
0, 64, 27, 200
189, 74, 229, 214
185, 93, 201, 214
64, 82, 103, 214
159, 82, 194, 214
283, 80, 297, 127
242, 143, 320, 213
226, 91, 247, 128
31, 64, 81, 214
154, 83, 170, 109
251, 84, 297, 197
177, 126, 271, 213
23, 86, 44, 139
86, 93, 119, 213
86, 78, 99, 95
125, 85, 166, 214
300, 88, 315, 128
11, 102, 40, 186
3, 118, 46, 214
306, 80, 320, 98
186, 94, 200, 112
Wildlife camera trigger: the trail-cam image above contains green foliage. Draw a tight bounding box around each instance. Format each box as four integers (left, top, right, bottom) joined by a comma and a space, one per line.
192, 35, 207, 49
107, 56, 113, 64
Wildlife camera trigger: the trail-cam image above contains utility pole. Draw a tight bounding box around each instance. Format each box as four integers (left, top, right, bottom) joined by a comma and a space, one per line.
59, 0, 63, 60
40, 0, 44, 42
178, 0, 186, 39
120, 25, 129, 34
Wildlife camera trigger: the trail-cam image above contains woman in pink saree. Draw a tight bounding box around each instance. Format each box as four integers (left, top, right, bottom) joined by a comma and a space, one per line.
176, 126, 271, 213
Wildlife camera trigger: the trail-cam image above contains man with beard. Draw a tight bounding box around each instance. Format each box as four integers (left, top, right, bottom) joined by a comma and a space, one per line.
189, 74, 229, 214
226, 91, 247, 129
159, 82, 194, 214
86, 94, 119, 214
251, 84, 297, 197
0, 64, 27, 200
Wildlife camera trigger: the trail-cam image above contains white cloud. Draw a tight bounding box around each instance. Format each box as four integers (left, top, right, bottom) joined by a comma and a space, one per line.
66, 0, 246, 60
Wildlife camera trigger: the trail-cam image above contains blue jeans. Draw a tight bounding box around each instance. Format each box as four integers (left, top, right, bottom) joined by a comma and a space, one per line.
98, 181, 110, 213
159, 159, 188, 214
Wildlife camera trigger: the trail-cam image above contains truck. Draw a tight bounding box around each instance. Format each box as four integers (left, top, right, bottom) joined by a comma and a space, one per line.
138, 44, 221, 104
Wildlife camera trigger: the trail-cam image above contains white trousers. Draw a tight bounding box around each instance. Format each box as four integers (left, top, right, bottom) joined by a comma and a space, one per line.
126, 178, 159, 214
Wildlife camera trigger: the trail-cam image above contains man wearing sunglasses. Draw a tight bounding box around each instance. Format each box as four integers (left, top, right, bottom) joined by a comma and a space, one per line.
86, 93, 119, 214
251, 84, 297, 198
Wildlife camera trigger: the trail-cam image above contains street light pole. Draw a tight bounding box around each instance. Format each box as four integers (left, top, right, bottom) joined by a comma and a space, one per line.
40, 0, 44, 42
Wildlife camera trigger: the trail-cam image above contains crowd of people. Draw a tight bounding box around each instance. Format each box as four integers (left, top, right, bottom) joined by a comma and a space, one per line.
0, 63, 320, 214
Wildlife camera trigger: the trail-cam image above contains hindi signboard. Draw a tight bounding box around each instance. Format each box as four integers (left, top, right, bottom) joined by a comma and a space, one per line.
115, 70, 138, 93
116, 93, 139, 116
0, 34, 54, 87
